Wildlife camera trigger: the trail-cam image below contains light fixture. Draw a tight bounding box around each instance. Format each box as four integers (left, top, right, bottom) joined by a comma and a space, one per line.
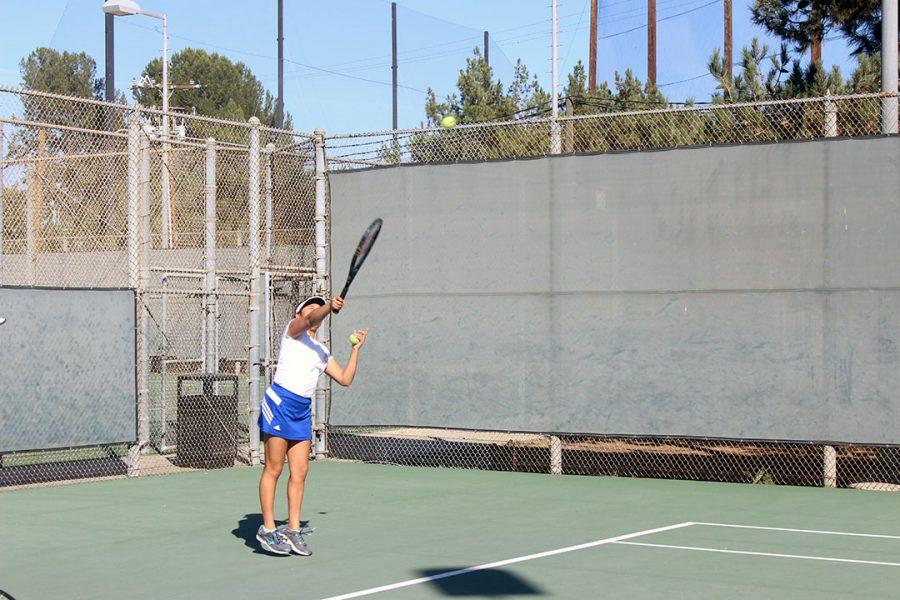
101, 0, 141, 17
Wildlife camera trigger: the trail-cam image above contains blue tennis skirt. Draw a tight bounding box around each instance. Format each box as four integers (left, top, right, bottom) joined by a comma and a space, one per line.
259, 382, 312, 441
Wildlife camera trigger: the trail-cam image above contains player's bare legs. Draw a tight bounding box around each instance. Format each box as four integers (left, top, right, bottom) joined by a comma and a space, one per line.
280, 439, 312, 555
256, 435, 291, 554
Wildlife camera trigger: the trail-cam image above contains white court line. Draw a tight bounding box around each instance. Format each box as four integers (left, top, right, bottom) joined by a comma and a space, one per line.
693, 522, 900, 540
614, 541, 900, 568
320, 521, 695, 600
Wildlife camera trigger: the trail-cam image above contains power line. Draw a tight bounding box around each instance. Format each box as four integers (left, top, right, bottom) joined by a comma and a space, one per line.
600, 0, 721, 39
570, 94, 712, 106
562, 0, 591, 71
658, 72, 714, 87
282, 57, 428, 94
120, 20, 429, 94
117, 4, 719, 104
301, 8, 587, 74
598, 0, 714, 26
267, 22, 572, 82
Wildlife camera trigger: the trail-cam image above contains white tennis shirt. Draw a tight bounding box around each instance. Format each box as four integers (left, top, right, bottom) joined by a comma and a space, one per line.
272, 328, 332, 398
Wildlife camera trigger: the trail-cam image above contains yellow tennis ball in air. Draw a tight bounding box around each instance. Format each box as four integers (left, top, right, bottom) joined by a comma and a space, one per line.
349, 334, 361, 346
440, 115, 457, 128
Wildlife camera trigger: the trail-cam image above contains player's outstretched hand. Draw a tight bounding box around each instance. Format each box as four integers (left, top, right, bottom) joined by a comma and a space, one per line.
351, 328, 369, 349
331, 297, 345, 312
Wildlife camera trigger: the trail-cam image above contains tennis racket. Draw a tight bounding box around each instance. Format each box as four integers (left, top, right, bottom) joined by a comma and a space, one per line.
333, 218, 382, 314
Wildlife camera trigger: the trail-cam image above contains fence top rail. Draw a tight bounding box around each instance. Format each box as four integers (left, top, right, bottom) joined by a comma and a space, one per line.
323, 92, 899, 141
0, 84, 138, 112
1, 85, 317, 139
259, 125, 316, 140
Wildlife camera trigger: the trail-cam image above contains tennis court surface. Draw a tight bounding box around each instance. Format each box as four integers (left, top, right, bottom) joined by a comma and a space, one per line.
1, 460, 899, 599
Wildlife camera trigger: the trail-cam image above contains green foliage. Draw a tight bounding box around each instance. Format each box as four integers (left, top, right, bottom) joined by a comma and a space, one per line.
554, 62, 684, 154
423, 48, 548, 126
409, 48, 552, 162
132, 46, 291, 238
709, 38, 847, 101
565, 62, 669, 113
404, 38, 888, 164
16, 47, 120, 138
847, 53, 883, 92
19, 47, 103, 99
751, 0, 831, 55
0, 186, 27, 251
706, 35, 885, 104
823, 0, 889, 56
134, 48, 289, 129
13, 48, 127, 246
752, 0, 892, 56
747, 468, 775, 485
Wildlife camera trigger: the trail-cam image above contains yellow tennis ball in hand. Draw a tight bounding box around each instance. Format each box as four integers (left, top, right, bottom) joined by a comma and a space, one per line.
349, 334, 361, 346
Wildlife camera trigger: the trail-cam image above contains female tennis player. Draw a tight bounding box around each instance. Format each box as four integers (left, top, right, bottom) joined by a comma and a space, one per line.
256, 295, 368, 555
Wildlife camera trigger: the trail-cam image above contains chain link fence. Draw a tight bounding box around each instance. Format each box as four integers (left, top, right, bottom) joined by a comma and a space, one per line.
0, 87, 319, 486
327, 427, 900, 491
325, 92, 899, 168
324, 91, 900, 493
2, 87, 898, 491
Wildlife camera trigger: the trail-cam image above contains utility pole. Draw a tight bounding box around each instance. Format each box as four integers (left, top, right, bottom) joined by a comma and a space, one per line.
551, 0, 559, 118
550, 0, 561, 154
724, 0, 732, 84
484, 31, 489, 68
277, 0, 284, 128
648, 0, 657, 86
391, 2, 398, 131
589, 0, 598, 92
104, 13, 115, 102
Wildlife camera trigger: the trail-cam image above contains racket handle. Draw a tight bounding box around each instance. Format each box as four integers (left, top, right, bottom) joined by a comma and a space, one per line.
333, 284, 351, 314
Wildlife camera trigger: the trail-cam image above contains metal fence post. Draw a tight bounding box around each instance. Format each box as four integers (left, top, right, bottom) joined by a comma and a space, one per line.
824, 93, 837, 138
550, 121, 562, 155
25, 164, 35, 285
314, 128, 330, 459
126, 109, 142, 477
882, 0, 899, 134
137, 124, 151, 459
204, 138, 217, 373
0, 122, 4, 284
264, 143, 275, 263
550, 436, 563, 474
248, 117, 262, 466
823, 445, 837, 488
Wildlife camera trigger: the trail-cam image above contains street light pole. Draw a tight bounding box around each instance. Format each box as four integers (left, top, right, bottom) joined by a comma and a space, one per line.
102, 1, 173, 247
550, 0, 561, 154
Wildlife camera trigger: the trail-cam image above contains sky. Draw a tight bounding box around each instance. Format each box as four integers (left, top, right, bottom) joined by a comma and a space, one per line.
0, 0, 860, 134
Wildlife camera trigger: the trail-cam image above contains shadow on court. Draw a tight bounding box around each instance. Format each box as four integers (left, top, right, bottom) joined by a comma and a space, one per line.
418, 568, 544, 596
231, 513, 311, 555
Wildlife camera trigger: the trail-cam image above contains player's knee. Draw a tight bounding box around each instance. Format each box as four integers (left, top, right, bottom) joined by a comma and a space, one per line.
264, 459, 285, 478
290, 464, 309, 483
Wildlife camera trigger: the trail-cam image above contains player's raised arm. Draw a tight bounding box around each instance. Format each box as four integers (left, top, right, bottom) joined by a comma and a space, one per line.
287, 297, 344, 338
325, 328, 368, 387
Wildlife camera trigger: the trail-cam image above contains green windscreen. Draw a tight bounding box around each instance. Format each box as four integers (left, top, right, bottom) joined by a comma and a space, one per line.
328, 137, 899, 444
0, 287, 136, 452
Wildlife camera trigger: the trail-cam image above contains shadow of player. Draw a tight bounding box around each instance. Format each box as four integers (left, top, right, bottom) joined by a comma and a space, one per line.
417, 568, 544, 597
